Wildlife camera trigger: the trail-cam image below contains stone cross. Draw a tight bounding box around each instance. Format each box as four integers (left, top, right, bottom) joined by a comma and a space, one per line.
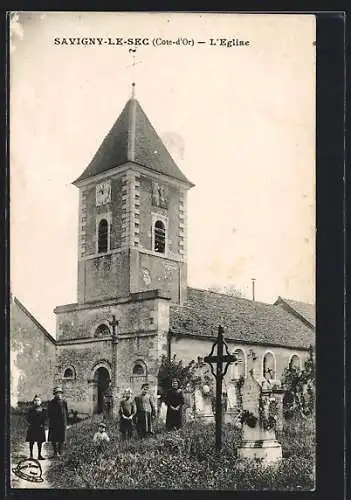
204, 325, 236, 451
109, 315, 119, 417
109, 315, 119, 343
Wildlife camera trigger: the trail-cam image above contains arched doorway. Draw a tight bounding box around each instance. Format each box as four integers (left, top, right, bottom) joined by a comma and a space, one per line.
93, 367, 110, 414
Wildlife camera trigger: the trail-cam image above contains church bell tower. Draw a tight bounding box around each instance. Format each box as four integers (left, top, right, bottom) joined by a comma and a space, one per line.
73, 86, 194, 305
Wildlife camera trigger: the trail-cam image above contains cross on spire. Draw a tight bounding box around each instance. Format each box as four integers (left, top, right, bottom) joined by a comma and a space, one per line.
127, 48, 142, 98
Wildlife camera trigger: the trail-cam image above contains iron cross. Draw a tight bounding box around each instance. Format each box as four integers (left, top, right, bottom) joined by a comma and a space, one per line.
204, 325, 237, 451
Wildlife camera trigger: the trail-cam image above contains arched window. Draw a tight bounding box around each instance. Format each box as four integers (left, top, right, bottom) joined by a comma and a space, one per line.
133, 363, 145, 375
130, 360, 147, 392
98, 219, 108, 253
94, 324, 110, 338
263, 351, 276, 380
231, 349, 246, 380
63, 366, 76, 380
154, 220, 166, 253
289, 354, 301, 371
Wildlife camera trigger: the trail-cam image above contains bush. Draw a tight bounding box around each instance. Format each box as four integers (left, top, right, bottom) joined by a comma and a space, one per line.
46, 416, 315, 490
278, 415, 315, 461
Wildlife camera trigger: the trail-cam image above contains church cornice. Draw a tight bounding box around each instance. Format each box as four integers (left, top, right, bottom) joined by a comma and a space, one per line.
73, 161, 194, 191
56, 330, 157, 346
80, 245, 185, 263
54, 289, 171, 314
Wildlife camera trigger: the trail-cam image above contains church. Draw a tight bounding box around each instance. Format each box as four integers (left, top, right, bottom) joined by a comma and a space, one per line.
10, 88, 315, 417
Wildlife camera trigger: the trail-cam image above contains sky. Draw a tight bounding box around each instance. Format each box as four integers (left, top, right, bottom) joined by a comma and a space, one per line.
10, 12, 316, 335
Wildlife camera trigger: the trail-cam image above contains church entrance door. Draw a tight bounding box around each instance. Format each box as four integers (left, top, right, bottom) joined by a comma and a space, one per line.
93, 367, 110, 414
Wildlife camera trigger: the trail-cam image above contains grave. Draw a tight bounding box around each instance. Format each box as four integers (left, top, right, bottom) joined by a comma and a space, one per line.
237, 369, 284, 462
194, 387, 214, 423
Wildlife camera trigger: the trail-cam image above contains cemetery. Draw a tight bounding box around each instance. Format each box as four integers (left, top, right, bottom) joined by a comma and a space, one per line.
23, 326, 314, 490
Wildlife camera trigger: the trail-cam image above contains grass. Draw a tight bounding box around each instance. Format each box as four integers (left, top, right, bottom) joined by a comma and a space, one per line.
44, 414, 315, 490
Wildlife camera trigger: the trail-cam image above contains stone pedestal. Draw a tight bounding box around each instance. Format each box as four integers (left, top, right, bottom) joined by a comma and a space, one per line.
238, 424, 282, 461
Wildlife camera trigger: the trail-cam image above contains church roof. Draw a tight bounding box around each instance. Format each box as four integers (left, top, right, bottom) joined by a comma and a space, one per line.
11, 296, 56, 344
169, 288, 315, 349
74, 96, 193, 186
274, 296, 315, 329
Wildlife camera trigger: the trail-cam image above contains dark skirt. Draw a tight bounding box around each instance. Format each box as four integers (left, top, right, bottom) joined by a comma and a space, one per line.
48, 425, 66, 443
26, 425, 46, 443
166, 407, 183, 430
135, 411, 153, 437
119, 417, 134, 433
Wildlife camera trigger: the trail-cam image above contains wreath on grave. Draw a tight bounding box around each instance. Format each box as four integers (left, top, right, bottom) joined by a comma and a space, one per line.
240, 409, 258, 428
260, 396, 278, 431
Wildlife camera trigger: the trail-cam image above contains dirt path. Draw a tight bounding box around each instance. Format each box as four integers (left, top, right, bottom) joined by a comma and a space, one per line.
11, 428, 67, 489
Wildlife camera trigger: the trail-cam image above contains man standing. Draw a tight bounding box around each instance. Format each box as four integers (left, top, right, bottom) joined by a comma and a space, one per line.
134, 383, 156, 438
48, 386, 68, 458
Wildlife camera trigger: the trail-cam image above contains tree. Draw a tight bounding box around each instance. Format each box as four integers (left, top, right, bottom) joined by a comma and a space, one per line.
281, 346, 315, 418
157, 355, 215, 398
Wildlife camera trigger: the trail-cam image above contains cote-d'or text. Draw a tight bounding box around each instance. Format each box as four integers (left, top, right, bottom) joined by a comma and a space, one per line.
53, 37, 251, 48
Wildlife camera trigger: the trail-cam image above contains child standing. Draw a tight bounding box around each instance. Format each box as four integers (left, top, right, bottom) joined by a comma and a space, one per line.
119, 388, 136, 440
25, 395, 46, 460
93, 422, 110, 445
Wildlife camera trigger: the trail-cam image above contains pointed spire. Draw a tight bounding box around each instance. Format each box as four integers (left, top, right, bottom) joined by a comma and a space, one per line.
73, 93, 194, 186
128, 88, 136, 161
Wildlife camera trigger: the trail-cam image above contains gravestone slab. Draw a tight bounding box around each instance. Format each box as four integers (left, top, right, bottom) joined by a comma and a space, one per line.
237, 370, 282, 462
194, 388, 214, 423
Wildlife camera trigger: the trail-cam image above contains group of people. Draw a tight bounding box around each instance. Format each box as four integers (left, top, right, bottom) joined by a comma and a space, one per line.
118, 379, 185, 440
25, 386, 68, 460
24, 379, 185, 459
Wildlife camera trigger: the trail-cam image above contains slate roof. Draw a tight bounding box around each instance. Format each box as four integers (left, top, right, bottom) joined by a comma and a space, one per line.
74, 97, 193, 186
274, 296, 315, 329
169, 288, 315, 349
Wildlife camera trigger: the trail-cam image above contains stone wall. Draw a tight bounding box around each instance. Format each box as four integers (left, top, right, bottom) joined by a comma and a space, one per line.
55, 340, 112, 414
10, 297, 56, 406
130, 250, 187, 303
55, 291, 169, 341
82, 250, 130, 302
55, 292, 172, 414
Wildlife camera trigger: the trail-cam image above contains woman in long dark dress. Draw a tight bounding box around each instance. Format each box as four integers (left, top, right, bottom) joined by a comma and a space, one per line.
164, 379, 185, 431
25, 395, 46, 460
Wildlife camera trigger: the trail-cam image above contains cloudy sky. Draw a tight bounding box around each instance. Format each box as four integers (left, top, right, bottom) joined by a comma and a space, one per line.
10, 12, 316, 334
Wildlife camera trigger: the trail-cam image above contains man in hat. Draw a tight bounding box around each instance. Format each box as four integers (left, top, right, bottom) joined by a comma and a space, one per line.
48, 386, 68, 458
134, 383, 156, 438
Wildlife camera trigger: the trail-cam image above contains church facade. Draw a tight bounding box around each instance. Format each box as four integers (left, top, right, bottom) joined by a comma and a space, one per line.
13, 91, 315, 416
